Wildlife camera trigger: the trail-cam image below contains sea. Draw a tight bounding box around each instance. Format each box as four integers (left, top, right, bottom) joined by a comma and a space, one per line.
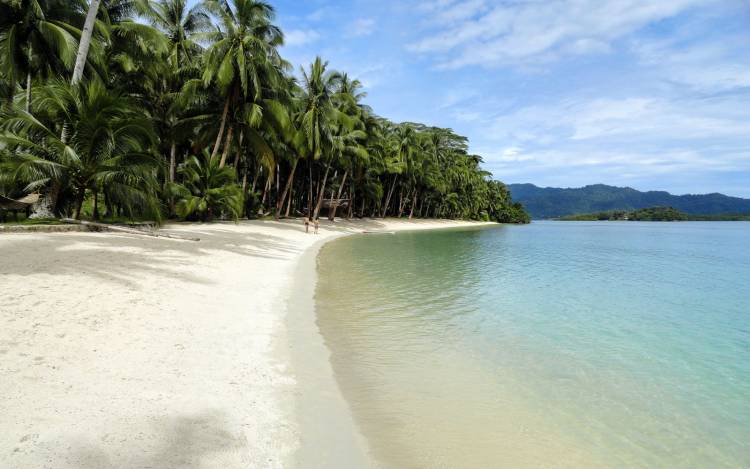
314, 221, 750, 468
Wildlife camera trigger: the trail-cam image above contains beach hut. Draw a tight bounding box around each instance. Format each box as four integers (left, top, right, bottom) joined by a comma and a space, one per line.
0, 193, 40, 222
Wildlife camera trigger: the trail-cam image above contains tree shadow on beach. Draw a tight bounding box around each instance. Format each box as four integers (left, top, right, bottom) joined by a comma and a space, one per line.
64, 410, 257, 469
0, 221, 309, 288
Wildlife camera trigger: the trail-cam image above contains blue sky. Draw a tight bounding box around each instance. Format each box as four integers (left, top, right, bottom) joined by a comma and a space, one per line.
206, 0, 750, 197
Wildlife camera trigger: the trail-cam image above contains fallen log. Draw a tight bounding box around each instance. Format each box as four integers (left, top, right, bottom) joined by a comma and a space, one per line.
60, 218, 200, 242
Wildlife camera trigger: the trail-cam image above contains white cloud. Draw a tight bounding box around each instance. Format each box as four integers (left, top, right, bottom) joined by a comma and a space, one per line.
285, 29, 321, 47
484, 95, 750, 145
407, 0, 713, 68
347, 18, 376, 37
632, 35, 750, 92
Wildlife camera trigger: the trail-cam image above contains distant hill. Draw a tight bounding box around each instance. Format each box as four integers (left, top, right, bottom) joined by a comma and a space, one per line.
507, 183, 750, 219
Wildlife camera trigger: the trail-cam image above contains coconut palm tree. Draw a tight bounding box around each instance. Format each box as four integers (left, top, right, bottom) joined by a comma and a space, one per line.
298, 57, 341, 219
169, 149, 243, 221
142, 0, 211, 69
0, 79, 161, 220
0, 0, 81, 110
201, 0, 284, 164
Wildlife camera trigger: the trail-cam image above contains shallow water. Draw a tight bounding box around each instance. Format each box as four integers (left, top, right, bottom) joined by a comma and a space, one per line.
315, 221, 750, 468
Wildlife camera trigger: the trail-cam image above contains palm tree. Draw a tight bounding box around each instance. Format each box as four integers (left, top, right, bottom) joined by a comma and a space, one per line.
169, 149, 243, 221
381, 124, 414, 217
143, 0, 211, 69
0, 0, 81, 110
201, 0, 284, 165
70, 0, 101, 86
0, 79, 161, 220
298, 57, 341, 219
139, 0, 211, 186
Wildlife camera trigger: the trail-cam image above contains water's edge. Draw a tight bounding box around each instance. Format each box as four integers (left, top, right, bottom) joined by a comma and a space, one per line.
285, 235, 378, 469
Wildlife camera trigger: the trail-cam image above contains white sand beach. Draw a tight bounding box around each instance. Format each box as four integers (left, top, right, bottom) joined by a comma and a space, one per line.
0, 218, 485, 469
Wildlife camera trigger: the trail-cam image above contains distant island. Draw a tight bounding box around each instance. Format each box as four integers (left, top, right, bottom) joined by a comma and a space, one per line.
558, 206, 750, 221
508, 184, 750, 219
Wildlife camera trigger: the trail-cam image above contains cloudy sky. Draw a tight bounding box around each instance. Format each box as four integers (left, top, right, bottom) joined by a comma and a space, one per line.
210, 0, 750, 196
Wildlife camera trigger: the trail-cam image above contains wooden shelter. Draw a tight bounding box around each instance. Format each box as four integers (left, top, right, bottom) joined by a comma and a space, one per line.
0, 193, 40, 222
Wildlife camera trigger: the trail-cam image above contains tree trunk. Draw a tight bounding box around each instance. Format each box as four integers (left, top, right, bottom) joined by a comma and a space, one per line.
409, 190, 418, 219
38, 0, 99, 219
93, 190, 100, 220
251, 166, 260, 193
329, 170, 348, 221
382, 174, 398, 218
218, 125, 234, 168
168, 142, 177, 182
25, 66, 31, 113
71, 0, 100, 86
241, 167, 248, 218
417, 194, 425, 218
285, 187, 293, 217
104, 190, 112, 218
275, 158, 298, 219
397, 187, 406, 218
259, 177, 270, 214
74, 189, 85, 220
312, 158, 332, 220
232, 129, 244, 168
29, 182, 60, 219
307, 162, 313, 220
211, 96, 231, 161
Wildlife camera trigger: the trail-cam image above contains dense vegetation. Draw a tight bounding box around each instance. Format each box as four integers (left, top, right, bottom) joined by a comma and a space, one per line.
509, 183, 750, 219
559, 207, 688, 221
0, 0, 529, 224
558, 206, 750, 221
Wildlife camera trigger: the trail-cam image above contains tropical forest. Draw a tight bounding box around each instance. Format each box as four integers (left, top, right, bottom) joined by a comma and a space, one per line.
0, 0, 530, 224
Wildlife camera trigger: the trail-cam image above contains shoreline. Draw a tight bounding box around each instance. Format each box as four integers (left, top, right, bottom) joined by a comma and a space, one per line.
0, 217, 488, 468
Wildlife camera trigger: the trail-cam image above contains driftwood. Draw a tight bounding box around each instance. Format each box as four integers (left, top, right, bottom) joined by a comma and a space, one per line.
61, 218, 200, 242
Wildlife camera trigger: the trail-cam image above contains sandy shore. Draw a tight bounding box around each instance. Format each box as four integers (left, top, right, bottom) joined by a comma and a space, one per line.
0, 218, 486, 468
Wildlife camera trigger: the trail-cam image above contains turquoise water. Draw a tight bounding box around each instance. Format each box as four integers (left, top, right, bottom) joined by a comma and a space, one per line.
315, 222, 750, 468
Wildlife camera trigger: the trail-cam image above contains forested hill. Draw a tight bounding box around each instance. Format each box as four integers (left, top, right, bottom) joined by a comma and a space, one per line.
508, 184, 750, 219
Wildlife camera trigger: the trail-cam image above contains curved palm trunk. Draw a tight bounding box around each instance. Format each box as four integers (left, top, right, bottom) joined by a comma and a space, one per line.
25, 67, 31, 113
232, 129, 244, 168
251, 166, 260, 193
409, 190, 419, 219
285, 187, 293, 217
34, 0, 100, 219
307, 162, 313, 220
382, 174, 398, 218
312, 157, 333, 220
328, 170, 347, 221
218, 125, 234, 168
71, 0, 101, 86
74, 189, 86, 220
259, 177, 270, 214
211, 96, 231, 161
275, 158, 298, 219
417, 193, 425, 218
347, 186, 354, 220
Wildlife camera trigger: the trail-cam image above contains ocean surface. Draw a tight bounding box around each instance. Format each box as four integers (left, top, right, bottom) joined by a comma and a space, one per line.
314, 221, 750, 468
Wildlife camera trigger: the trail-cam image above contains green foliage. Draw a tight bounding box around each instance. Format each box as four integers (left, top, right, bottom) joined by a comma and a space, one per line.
559, 206, 688, 221
0, 78, 162, 220
0, 0, 529, 224
169, 150, 243, 221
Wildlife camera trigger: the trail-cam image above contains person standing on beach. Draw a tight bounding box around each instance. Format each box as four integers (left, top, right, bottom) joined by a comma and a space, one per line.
304, 218, 310, 233
314, 219, 320, 234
